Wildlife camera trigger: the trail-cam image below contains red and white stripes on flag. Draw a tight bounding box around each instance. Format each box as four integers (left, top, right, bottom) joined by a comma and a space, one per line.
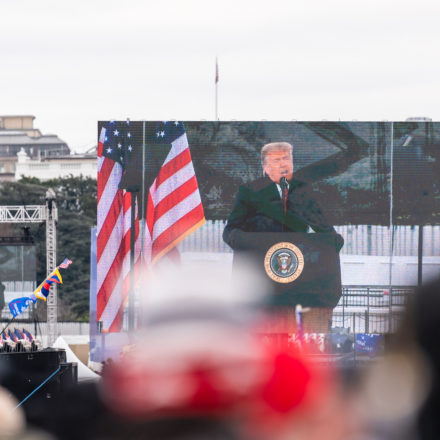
97, 126, 141, 332
145, 130, 205, 264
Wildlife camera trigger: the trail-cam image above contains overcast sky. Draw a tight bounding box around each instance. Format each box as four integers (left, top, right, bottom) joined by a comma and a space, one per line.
1, 0, 439, 153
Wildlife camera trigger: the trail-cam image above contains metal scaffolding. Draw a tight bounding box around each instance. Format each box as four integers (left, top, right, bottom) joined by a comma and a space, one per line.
0, 194, 58, 346
45, 190, 58, 346
0, 205, 46, 223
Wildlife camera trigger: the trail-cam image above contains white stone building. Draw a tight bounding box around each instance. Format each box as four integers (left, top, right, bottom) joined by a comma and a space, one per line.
0, 115, 70, 181
15, 147, 97, 181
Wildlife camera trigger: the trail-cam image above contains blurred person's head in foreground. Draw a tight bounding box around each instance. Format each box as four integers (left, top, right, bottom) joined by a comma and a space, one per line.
398, 277, 440, 440
98, 264, 339, 440
353, 278, 440, 440
0, 386, 25, 438
0, 384, 52, 439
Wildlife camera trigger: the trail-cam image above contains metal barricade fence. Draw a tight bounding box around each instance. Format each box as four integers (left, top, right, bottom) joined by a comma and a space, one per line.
1, 287, 413, 338
334, 285, 414, 333
332, 311, 406, 334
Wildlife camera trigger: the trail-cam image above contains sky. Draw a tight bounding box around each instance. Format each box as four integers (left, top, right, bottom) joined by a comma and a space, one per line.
1, 0, 440, 153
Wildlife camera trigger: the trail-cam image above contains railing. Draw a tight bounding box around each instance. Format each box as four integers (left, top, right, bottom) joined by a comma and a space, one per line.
1, 287, 413, 338
332, 311, 406, 334
338, 285, 413, 308
334, 285, 414, 333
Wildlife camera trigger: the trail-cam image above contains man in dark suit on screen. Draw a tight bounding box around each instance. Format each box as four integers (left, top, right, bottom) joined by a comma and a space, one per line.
223, 142, 344, 332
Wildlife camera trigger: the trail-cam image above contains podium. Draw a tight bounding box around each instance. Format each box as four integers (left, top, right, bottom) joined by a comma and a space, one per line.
232, 231, 342, 333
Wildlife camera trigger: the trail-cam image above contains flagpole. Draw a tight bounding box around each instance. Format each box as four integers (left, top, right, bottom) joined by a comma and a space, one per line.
128, 191, 137, 331
137, 121, 146, 330
2, 316, 16, 335
215, 57, 219, 121
140, 121, 146, 263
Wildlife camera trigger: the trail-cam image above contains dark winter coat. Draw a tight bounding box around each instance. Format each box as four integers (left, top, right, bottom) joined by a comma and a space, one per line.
223, 176, 344, 251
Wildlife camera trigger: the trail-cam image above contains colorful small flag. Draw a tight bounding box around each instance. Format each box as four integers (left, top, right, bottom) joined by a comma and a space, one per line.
8, 296, 35, 318
35, 268, 63, 301
32, 259, 71, 301
59, 258, 72, 269
7, 329, 16, 343
22, 328, 34, 342
14, 328, 24, 341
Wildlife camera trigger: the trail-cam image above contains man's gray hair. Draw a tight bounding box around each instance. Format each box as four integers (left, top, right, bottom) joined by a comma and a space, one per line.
261, 142, 293, 165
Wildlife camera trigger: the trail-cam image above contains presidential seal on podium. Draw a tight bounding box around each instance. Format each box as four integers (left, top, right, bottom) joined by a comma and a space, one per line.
264, 242, 305, 284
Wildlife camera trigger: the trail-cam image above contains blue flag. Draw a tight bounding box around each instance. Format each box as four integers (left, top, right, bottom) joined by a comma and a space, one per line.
22, 328, 34, 342
14, 328, 24, 341
354, 334, 383, 357
7, 329, 16, 342
8, 296, 35, 318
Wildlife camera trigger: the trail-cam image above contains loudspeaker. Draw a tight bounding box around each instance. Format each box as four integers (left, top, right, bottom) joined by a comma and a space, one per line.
0, 348, 77, 402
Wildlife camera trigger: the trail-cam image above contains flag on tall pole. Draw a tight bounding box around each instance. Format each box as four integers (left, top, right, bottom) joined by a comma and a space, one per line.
144, 122, 205, 264
34, 268, 63, 300
59, 258, 72, 269
5, 259, 72, 322
8, 296, 36, 318
97, 121, 141, 332
32, 259, 72, 302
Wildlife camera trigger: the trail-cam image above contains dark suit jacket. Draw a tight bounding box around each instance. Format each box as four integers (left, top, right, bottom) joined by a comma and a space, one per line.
223, 176, 344, 251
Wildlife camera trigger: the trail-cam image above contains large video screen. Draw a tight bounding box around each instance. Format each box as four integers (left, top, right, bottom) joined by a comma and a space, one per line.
95, 121, 440, 332
0, 244, 36, 317
0, 244, 36, 282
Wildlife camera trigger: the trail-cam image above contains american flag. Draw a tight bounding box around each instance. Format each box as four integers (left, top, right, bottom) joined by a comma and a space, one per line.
59, 258, 72, 269
144, 122, 205, 264
97, 121, 204, 331
97, 121, 141, 332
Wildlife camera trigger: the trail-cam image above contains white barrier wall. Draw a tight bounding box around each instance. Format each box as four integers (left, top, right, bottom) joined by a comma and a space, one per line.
340, 255, 440, 286
179, 253, 440, 287
179, 221, 440, 256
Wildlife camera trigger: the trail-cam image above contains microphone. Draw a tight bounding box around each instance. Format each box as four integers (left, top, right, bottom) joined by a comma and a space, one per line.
280, 177, 288, 215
